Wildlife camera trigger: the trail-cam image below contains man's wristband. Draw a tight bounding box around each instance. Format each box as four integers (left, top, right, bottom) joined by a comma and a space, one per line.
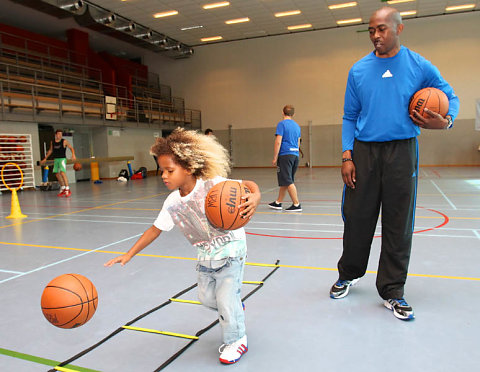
445, 116, 453, 129
342, 158, 353, 163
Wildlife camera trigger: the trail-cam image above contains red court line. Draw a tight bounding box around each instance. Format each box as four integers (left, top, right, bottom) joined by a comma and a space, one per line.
246, 207, 449, 240
431, 170, 442, 178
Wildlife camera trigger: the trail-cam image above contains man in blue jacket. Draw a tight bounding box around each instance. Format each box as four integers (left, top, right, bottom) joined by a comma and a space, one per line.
330, 7, 459, 320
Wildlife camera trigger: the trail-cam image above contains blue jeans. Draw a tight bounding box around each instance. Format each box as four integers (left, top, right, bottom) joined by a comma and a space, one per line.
197, 256, 245, 344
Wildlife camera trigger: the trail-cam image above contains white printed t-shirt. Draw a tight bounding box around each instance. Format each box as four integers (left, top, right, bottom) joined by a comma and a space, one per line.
153, 176, 246, 261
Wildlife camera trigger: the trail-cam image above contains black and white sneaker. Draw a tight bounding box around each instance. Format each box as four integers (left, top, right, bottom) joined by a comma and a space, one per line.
285, 204, 302, 212
268, 201, 282, 210
384, 298, 415, 320
329, 278, 359, 299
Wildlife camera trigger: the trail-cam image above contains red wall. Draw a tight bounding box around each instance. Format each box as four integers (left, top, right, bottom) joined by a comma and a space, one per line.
0, 23, 70, 60
1, 23, 149, 99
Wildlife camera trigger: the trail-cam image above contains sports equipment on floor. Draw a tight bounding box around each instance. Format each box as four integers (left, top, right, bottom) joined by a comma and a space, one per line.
41, 273, 98, 328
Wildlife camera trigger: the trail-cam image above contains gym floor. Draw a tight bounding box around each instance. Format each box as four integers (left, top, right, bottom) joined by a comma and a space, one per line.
1, 166, 479, 372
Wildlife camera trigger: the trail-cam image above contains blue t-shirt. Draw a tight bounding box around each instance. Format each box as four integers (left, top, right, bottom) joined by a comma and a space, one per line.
276, 119, 301, 156
342, 46, 460, 152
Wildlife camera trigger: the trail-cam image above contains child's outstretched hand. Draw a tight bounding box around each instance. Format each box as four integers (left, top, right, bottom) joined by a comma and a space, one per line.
104, 254, 131, 267
239, 181, 261, 219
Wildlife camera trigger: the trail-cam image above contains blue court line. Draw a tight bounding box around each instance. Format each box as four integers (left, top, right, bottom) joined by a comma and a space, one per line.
0, 233, 142, 285
0, 269, 24, 274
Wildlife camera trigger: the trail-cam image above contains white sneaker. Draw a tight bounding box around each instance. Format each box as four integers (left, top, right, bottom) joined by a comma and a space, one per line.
219, 335, 248, 364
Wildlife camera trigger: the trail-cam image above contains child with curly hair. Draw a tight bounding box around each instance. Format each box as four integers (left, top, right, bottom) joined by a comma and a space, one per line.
105, 128, 260, 364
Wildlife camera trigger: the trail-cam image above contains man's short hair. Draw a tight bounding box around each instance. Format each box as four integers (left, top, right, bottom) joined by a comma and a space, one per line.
55, 129, 63, 134
204, 128, 213, 135
283, 105, 295, 116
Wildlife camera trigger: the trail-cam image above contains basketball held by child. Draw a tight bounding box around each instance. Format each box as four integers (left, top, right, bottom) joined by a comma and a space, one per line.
73, 162, 82, 171
41, 273, 98, 329
205, 180, 252, 230
409, 87, 449, 119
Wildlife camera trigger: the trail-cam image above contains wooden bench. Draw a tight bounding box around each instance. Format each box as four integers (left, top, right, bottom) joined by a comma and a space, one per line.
0, 91, 103, 115
0, 55, 86, 80
143, 110, 186, 123
135, 96, 173, 110
0, 91, 35, 110
36, 95, 103, 115
0, 72, 101, 97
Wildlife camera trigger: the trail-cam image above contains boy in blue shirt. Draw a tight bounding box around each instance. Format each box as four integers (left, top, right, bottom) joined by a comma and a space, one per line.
269, 105, 302, 212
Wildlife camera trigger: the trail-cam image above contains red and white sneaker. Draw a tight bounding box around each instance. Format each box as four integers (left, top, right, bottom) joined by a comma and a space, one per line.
64, 190, 72, 198
219, 335, 248, 364
57, 189, 66, 197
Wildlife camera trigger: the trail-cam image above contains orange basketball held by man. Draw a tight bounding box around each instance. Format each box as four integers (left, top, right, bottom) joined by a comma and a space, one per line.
409, 87, 453, 130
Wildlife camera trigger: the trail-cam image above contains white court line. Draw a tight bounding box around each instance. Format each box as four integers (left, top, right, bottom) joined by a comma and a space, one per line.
0, 233, 142, 285
37, 218, 151, 225
7, 211, 154, 220
254, 221, 343, 227
251, 221, 478, 232
0, 269, 24, 274
430, 180, 457, 210
246, 226, 477, 238
473, 230, 480, 240
12, 215, 476, 234
261, 187, 280, 194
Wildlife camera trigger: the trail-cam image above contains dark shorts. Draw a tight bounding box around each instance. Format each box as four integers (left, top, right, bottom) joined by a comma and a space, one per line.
277, 154, 299, 186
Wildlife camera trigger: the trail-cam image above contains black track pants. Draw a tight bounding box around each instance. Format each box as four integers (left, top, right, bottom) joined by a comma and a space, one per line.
338, 138, 418, 300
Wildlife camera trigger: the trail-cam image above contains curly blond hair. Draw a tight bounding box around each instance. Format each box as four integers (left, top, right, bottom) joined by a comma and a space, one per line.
150, 128, 231, 179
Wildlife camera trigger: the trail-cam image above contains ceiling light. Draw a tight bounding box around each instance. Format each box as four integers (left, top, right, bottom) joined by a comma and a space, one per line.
400, 10, 417, 17
203, 2, 230, 10
225, 17, 250, 24
328, 2, 358, 10
181, 25, 204, 31
287, 24, 312, 30
336, 18, 362, 25
201, 36, 223, 42
153, 10, 178, 18
445, 4, 476, 11
275, 10, 301, 17
387, 0, 415, 4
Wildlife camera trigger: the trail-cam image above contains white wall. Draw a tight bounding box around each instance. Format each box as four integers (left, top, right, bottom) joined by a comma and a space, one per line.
2, 11, 479, 173
146, 11, 480, 166
94, 127, 160, 178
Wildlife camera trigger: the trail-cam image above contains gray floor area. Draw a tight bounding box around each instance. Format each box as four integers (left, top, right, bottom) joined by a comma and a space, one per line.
1, 166, 479, 372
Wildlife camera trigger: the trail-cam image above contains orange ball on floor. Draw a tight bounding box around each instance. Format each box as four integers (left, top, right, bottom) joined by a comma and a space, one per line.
41, 273, 98, 329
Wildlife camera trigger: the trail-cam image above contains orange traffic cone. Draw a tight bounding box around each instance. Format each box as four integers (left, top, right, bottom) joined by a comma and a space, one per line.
6, 189, 27, 219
